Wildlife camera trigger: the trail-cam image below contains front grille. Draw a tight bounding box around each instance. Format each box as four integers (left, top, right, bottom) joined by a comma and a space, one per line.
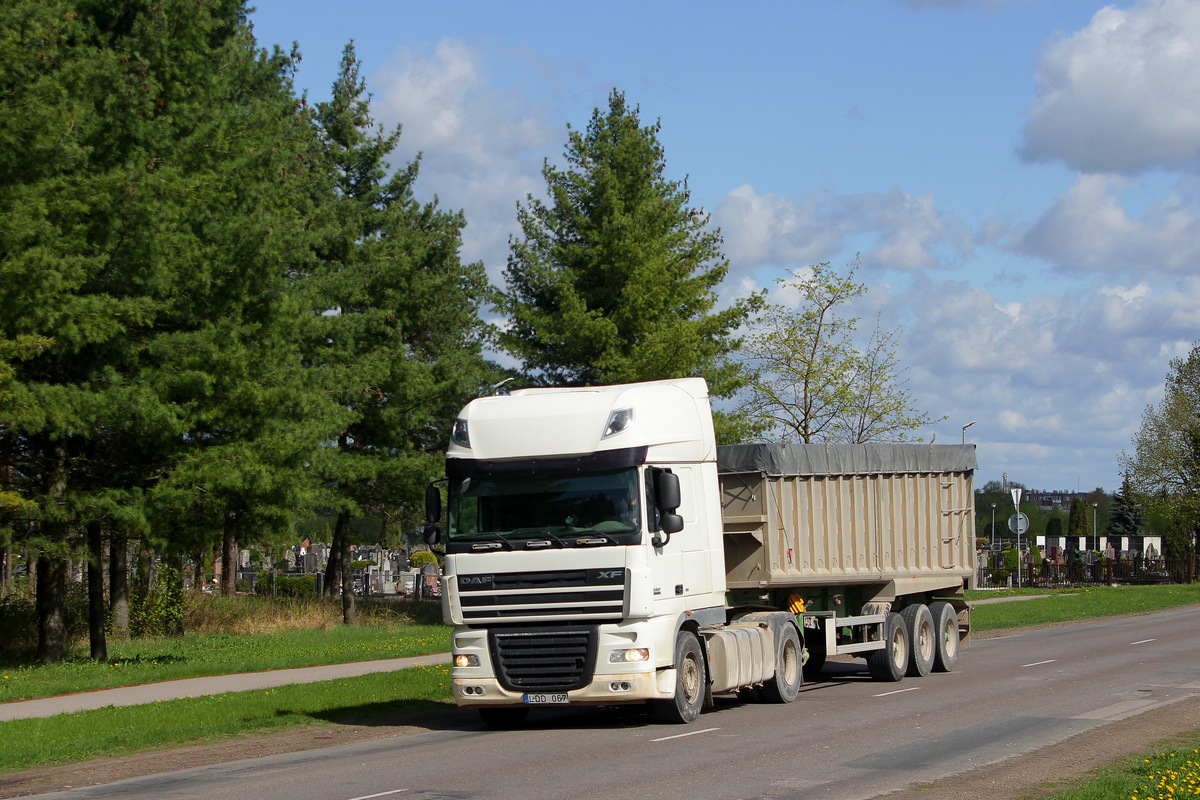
457, 568, 626, 622
489, 626, 598, 692
462, 590, 623, 609
458, 569, 625, 592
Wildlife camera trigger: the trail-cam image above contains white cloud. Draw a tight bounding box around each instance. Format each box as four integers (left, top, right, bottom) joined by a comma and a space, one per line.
1021, 0, 1200, 173
713, 185, 852, 272
713, 184, 972, 278
1011, 174, 1200, 279
370, 39, 561, 278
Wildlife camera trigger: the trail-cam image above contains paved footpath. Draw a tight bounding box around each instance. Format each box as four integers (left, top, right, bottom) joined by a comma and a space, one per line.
0, 652, 452, 723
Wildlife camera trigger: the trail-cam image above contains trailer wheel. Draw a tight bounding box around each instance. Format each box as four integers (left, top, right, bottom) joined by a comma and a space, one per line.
478, 706, 529, 729
901, 604, 935, 678
762, 624, 803, 703
654, 631, 706, 724
866, 612, 909, 682
929, 601, 959, 672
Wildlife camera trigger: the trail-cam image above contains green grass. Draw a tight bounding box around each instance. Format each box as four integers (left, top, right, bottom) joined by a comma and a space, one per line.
969, 582, 1200, 632
965, 587, 1067, 600
0, 623, 451, 702
1031, 743, 1200, 800
0, 664, 453, 772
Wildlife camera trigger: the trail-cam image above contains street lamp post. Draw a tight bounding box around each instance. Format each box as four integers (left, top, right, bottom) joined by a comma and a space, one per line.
962, 420, 976, 444
990, 503, 997, 554
1092, 502, 1098, 552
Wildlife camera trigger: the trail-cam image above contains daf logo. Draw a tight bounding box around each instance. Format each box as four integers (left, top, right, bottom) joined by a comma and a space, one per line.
460, 576, 491, 585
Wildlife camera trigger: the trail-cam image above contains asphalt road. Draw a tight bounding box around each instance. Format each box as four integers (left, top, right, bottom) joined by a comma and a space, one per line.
14, 604, 1200, 800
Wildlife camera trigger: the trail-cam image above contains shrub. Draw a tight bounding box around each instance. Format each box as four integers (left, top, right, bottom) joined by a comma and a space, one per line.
1002, 546, 1020, 571
130, 564, 184, 638
410, 551, 438, 569
272, 575, 318, 599
0, 593, 37, 663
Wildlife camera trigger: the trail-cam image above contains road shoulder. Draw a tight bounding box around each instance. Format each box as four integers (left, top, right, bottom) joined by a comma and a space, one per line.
874, 694, 1200, 800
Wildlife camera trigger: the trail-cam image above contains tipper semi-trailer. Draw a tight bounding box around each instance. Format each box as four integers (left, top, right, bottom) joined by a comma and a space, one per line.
423, 378, 976, 726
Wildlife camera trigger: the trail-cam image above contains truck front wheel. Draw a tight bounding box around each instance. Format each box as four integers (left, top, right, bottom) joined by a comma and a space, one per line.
762, 623, 802, 703
866, 612, 909, 682
654, 631, 706, 724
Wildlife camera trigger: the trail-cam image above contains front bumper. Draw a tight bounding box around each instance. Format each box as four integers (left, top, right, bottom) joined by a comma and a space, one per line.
452, 669, 676, 706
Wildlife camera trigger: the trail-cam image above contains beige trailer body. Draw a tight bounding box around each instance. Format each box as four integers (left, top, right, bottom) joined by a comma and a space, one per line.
718, 444, 977, 599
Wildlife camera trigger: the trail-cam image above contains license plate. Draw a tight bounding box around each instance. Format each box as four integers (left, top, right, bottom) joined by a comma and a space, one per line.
523, 693, 569, 705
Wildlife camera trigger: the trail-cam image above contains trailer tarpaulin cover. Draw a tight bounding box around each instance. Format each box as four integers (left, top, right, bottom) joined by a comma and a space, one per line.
717, 443, 977, 477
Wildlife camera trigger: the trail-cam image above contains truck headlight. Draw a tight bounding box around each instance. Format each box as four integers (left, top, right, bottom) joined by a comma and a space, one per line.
609, 648, 650, 664
454, 654, 480, 668
451, 418, 470, 447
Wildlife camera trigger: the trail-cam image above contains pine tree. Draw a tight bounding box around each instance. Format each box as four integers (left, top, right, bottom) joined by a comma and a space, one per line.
307, 45, 493, 615
0, 0, 328, 657
497, 90, 761, 441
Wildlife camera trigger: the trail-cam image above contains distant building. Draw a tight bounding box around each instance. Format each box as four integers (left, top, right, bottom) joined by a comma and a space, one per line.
1025, 490, 1089, 511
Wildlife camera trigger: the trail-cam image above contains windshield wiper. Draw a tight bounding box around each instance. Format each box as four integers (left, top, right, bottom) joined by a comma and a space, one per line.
459, 533, 515, 551
565, 529, 620, 545
511, 529, 568, 549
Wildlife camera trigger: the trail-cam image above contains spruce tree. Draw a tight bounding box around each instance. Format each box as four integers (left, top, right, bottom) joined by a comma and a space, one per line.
497, 90, 761, 441
1106, 481, 1144, 541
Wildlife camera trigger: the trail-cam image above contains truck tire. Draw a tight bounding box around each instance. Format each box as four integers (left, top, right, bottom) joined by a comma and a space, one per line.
866, 611, 909, 682
478, 706, 529, 729
929, 600, 960, 672
654, 630, 706, 724
762, 623, 803, 703
901, 604, 935, 678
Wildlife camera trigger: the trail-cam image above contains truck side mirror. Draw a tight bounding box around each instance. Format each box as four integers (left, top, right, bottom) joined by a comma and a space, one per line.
656, 471, 681, 512
650, 469, 684, 546
425, 483, 442, 523
423, 483, 443, 545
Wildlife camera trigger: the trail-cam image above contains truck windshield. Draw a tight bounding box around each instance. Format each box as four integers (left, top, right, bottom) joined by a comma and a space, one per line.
447, 468, 641, 551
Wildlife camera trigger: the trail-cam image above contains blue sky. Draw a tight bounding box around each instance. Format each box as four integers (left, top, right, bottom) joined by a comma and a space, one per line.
248, 0, 1200, 493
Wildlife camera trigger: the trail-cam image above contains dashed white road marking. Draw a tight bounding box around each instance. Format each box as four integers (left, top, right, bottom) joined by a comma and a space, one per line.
652, 727, 721, 742
346, 789, 410, 800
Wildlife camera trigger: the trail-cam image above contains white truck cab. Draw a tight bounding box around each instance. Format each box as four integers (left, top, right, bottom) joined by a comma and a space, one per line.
427, 378, 796, 725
